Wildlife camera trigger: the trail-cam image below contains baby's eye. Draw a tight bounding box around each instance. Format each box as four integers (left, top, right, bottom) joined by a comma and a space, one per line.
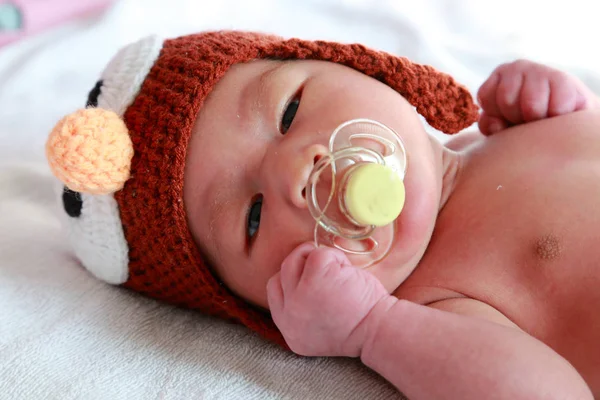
281, 97, 300, 134
247, 195, 263, 242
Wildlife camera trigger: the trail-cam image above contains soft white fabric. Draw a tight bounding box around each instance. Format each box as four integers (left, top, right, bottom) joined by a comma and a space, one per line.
1, 0, 600, 399
63, 189, 129, 285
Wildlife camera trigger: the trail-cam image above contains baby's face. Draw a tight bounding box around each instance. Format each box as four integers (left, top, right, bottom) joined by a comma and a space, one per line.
184, 59, 445, 309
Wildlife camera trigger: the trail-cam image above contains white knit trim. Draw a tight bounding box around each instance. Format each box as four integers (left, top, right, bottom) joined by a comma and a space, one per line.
97, 35, 164, 117
55, 181, 129, 285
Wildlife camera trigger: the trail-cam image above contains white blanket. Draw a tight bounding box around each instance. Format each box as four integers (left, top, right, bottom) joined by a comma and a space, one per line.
1, 1, 599, 399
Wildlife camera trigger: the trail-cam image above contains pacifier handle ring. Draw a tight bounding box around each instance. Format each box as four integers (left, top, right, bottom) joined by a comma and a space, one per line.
329, 118, 397, 149
331, 118, 408, 175
312, 225, 380, 256
332, 235, 379, 255
347, 133, 407, 179
312, 224, 383, 270
306, 146, 384, 240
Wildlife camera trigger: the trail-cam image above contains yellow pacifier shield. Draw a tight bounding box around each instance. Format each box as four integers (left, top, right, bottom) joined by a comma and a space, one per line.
344, 163, 405, 227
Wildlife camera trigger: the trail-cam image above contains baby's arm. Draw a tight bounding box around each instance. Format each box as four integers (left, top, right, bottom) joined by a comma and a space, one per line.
268, 244, 593, 400
362, 298, 592, 399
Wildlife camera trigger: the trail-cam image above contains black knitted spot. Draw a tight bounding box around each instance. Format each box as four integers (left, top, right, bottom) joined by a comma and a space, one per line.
62, 187, 83, 218
86, 80, 103, 108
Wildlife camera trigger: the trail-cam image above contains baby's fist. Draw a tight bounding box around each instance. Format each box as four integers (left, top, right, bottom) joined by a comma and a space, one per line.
478, 59, 599, 135
267, 243, 389, 357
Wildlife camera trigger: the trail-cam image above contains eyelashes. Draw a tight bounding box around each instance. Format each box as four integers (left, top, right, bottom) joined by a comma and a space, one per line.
280, 88, 302, 134
246, 194, 263, 244
281, 97, 299, 134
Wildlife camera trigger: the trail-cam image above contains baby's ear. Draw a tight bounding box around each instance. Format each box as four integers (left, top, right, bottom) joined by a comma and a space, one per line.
381, 60, 479, 134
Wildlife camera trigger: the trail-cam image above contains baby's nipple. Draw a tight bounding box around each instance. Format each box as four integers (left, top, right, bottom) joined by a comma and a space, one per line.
305, 119, 407, 268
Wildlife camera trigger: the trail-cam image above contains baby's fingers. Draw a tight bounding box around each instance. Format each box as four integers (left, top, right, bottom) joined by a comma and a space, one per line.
479, 113, 509, 135
266, 273, 284, 314
280, 242, 316, 294
547, 71, 578, 117
495, 68, 525, 124
301, 246, 350, 284
477, 70, 502, 120
519, 71, 551, 121
478, 67, 524, 126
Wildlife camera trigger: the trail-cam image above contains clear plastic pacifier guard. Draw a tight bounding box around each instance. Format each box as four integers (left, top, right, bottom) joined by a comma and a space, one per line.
305, 118, 408, 268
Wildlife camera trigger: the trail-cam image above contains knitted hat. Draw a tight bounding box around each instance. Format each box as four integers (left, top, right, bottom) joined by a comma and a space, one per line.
46, 31, 479, 347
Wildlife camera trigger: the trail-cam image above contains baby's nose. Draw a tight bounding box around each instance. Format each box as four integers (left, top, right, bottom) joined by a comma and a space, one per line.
287, 143, 329, 210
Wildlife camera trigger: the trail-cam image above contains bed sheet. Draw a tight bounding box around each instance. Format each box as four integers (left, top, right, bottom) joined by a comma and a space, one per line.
1, 1, 599, 399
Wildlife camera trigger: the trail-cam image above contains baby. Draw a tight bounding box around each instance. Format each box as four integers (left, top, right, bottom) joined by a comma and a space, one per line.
260, 62, 600, 399
46, 31, 599, 398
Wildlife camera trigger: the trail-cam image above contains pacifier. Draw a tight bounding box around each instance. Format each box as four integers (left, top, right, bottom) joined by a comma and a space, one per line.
305, 119, 407, 268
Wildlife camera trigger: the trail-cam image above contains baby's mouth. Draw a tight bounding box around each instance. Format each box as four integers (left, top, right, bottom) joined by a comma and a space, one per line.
304, 119, 408, 268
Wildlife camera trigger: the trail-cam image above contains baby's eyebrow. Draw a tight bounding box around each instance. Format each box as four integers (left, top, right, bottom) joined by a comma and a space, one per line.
253, 61, 294, 116
257, 61, 286, 100
236, 61, 282, 135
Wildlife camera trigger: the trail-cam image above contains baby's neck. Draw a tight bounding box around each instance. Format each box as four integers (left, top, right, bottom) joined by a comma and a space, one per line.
434, 137, 463, 211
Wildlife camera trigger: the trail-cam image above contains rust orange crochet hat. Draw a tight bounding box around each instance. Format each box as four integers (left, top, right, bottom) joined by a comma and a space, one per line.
46, 31, 478, 347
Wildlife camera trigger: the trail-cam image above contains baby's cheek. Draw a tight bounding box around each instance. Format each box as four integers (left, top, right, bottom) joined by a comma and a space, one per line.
244, 251, 289, 310
365, 256, 420, 295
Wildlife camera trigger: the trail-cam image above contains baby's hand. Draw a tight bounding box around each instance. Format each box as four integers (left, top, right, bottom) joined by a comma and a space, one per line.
478, 59, 600, 135
267, 243, 389, 357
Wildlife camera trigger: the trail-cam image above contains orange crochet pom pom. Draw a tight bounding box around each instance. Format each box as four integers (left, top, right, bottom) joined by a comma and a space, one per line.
46, 108, 134, 195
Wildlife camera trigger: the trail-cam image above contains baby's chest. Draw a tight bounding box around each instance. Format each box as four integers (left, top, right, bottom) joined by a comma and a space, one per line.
398, 213, 600, 386
415, 137, 600, 321
402, 193, 600, 385
408, 205, 600, 332
398, 116, 600, 377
